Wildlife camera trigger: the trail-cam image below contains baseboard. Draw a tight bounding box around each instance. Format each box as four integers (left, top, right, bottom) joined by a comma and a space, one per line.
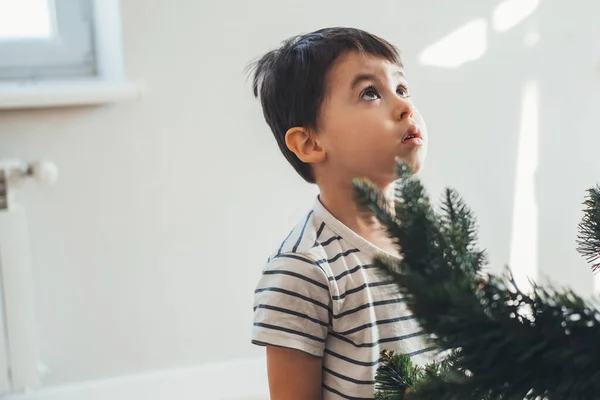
3, 357, 269, 400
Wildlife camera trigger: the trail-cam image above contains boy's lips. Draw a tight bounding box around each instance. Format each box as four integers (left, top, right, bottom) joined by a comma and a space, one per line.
401, 124, 424, 146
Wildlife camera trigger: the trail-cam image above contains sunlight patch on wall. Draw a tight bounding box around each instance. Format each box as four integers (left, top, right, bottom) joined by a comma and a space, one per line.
418, 19, 487, 69
493, 0, 541, 33
509, 81, 539, 293
523, 31, 540, 47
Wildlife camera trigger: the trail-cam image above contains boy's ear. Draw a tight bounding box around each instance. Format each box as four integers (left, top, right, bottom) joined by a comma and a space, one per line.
284, 127, 326, 164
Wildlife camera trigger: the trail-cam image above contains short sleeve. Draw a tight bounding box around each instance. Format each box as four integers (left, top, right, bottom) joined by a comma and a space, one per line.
252, 253, 331, 357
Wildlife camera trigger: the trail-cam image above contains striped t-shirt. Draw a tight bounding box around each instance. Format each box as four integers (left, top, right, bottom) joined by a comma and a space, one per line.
252, 198, 437, 400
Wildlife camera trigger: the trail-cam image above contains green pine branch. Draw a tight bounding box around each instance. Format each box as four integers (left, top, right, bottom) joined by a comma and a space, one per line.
374, 350, 424, 399
353, 162, 600, 400
577, 185, 600, 272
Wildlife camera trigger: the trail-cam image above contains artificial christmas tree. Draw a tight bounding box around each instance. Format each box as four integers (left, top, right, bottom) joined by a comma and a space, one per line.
353, 162, 600, 400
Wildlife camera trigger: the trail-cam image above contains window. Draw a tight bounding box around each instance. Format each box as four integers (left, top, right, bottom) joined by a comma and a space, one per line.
0, 0, 95, 80
0, 0, 139, 109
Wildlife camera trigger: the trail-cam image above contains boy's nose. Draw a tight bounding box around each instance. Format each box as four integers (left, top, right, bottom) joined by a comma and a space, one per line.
395, 97, 414, 121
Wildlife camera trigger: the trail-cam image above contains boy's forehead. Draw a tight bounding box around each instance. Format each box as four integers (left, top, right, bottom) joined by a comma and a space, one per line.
326, 52, 405, 89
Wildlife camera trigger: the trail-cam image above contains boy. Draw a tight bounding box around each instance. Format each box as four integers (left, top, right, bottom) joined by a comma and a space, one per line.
250, 27, 434, 400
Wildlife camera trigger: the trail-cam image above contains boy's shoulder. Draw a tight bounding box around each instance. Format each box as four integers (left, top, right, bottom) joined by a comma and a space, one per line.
271, 205, 325, 259
264, 199, 373, 284
264, 204, 331, 281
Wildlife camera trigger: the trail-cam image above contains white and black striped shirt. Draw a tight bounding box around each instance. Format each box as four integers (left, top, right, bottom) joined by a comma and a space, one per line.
252, 198, 436, 400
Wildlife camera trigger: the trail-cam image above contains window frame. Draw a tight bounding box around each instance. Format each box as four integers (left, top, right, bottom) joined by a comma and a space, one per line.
0, 0, 96, 81
0, 0, 141, 109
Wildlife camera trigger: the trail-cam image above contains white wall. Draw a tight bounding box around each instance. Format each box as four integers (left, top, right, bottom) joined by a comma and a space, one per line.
0, 0, 599, 392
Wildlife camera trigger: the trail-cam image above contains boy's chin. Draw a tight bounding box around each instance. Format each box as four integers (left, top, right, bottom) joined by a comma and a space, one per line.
396, 155, 426, 175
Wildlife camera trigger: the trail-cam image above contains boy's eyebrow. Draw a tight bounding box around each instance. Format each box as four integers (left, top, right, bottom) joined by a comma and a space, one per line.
350, 70, 405, 90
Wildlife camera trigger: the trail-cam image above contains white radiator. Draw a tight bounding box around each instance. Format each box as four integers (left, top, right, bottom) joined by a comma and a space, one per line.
0, 205, 40, 393
0, 161, 58, 395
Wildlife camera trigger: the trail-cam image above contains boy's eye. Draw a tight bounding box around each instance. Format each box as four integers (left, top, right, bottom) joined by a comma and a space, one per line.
360, 86, 380, 101
397, 85, 411, 98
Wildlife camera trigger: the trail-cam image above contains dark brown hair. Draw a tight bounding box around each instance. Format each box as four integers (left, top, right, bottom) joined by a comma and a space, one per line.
249, 27, 402, 183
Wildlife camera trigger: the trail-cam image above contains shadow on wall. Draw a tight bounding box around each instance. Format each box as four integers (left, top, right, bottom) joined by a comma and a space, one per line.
401, 0, 600, 295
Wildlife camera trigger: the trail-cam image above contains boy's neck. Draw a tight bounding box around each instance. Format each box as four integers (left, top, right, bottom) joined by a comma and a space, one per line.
317, 180, 399, 257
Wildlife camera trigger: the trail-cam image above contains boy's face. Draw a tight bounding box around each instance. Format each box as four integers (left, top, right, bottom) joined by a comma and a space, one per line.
315, 51, 428, 188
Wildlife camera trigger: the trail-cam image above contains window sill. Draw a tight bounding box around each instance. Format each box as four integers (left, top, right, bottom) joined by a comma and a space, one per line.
0, 80, 143, 110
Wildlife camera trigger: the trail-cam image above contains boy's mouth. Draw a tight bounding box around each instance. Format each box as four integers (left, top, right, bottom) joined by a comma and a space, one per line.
402, 125, 424, 146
